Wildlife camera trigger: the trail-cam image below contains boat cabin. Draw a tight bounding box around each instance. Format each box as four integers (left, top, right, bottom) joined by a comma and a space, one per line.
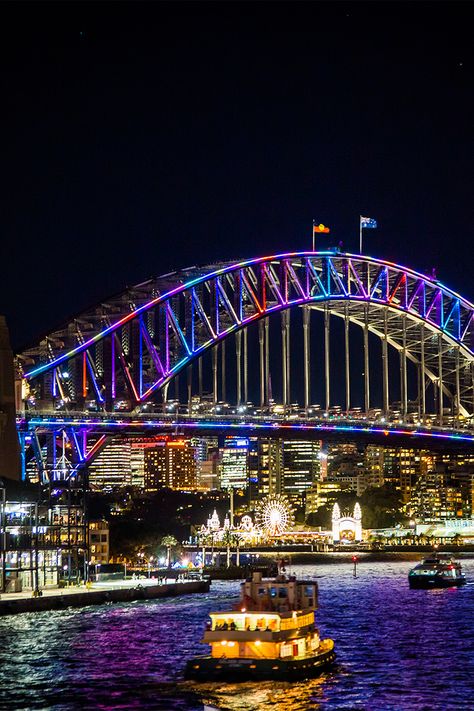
240, 571, 318, 613
203, 572, 320, 661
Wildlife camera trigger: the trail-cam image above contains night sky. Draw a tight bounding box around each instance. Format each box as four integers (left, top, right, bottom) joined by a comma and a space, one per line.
2, 2, 473, 352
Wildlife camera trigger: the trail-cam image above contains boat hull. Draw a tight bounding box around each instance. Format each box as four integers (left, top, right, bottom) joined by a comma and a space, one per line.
184, 644, 336, 682
408, 575, 466, 589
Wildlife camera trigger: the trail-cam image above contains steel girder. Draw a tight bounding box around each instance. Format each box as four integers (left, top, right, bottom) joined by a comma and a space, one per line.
17, 252, 474, 420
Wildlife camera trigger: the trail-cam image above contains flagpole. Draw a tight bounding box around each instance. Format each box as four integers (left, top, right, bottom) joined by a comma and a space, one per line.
359, 216, 363, 254
312, 219, 315, 252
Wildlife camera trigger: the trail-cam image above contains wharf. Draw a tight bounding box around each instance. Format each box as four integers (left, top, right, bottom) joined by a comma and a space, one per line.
0, 577, 210, 616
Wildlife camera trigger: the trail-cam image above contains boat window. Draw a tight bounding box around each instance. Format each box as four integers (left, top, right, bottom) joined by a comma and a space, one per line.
258, 588, 266, 595
305, 585, 314, 597
270, 587, 277, 597
278, 588, 287, 598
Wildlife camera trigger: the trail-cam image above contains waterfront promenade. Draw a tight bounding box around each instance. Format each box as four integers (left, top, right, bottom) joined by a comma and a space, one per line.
0, 576, 210, 616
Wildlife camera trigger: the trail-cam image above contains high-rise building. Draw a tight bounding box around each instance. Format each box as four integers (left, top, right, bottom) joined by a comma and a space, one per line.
144, 439, 197, 491
382, 448, 431, 503
191, 437, 220, 490
253, 438, 283, 501
364, 445, 385, 489
197, 459, 220, 490
410, 469, 463, 521
428, 452, 474, 519
281, 440, 321, 506
219, 437, 249, 491
130, 441, 146, 488
248, 437, 259, 502
89, 440, 132, 490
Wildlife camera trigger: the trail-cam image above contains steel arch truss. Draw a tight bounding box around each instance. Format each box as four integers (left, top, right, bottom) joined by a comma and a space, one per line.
19, 427, 110, 484
18, 252, 474, 418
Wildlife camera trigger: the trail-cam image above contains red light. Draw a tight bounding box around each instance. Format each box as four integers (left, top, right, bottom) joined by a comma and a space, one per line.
352, 556, 358, 562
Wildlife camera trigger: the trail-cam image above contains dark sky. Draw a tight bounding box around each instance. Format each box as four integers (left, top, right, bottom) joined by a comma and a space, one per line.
2, 1, 473, 352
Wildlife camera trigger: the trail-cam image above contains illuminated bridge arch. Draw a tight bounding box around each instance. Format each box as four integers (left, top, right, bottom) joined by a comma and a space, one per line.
18, 252, 474, 423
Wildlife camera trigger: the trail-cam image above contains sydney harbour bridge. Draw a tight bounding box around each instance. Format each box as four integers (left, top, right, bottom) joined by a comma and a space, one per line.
15, 250, 474, 485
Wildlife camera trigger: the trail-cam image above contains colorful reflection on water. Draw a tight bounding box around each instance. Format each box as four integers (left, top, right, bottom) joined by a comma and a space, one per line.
1, 559, 474, 710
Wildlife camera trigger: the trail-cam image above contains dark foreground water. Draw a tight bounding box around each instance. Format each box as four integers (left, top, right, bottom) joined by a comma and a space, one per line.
1, 559, 474, 710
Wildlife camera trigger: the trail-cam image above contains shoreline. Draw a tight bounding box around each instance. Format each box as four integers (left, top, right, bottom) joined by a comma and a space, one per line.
204, 550, 474, 577
0, 578, 210, 617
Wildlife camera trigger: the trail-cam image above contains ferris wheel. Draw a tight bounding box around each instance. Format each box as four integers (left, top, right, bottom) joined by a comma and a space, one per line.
254, 494, 295, 536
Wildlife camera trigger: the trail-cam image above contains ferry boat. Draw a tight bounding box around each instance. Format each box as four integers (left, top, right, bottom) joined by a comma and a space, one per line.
184, 566, 336, 681
408, 553, 466, 589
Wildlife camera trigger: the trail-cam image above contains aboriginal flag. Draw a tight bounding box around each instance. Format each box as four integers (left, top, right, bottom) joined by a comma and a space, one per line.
313, 222, 330, 234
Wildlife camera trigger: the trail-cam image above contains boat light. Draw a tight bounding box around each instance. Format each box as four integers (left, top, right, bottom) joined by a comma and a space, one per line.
241, 607, 246, 612
228, 642, 235, 647
221, 640, 227, 646
255, 640, 261, 646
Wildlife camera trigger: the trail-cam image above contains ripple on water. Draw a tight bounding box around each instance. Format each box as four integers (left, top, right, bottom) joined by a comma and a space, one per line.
1, 562, 474, 710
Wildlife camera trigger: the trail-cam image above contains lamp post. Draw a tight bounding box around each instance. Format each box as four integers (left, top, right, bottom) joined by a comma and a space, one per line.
137, 551, 145, 575
33, 503, 42, 597
148, 556, 154, 578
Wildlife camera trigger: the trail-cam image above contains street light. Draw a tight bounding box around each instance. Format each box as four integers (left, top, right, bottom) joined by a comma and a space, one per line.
148, 556, 155, 578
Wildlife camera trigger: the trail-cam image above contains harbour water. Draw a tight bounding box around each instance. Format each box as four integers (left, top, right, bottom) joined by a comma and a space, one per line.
1, 558, 474, 710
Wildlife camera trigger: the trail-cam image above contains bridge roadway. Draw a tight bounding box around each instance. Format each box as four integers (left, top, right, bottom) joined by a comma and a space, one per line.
17, 410, 474, 449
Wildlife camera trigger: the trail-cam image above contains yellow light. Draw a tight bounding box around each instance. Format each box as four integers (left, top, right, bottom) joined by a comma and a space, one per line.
255, 640, 261, 646
241, 607, 246, 612
221, 640, 227, 646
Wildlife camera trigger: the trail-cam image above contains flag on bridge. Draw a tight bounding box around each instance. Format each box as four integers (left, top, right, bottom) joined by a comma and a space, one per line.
359, 216, 377, 253
313, 222, 330, 234
312, 221, 330, 250
360, 216, 377, 229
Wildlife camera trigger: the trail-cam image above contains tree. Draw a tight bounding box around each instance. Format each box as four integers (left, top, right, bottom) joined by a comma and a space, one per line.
360, 484, 405, 529
221, 530, 234, 568
197, 531, 214, 568
161, 535, 179, 568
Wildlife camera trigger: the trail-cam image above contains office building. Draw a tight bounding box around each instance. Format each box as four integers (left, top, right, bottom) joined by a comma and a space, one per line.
144, 439, 197, 491
219, 437, 249, 491
89, 439, 132, 490
281, 440, 321, 506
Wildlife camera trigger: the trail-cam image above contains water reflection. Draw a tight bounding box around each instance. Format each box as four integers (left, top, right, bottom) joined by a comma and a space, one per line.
188, 676, 329, 711
0, 560, 473, 710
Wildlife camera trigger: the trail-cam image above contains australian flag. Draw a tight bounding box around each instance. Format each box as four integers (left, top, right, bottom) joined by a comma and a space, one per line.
360, 216, 377, 229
